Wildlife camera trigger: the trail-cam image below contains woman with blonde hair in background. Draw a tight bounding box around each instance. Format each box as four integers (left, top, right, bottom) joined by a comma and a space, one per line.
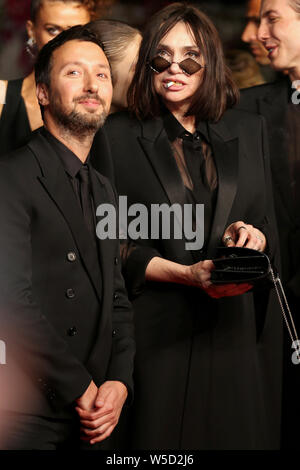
88, 19, 141, 114
89, 19, 141, 180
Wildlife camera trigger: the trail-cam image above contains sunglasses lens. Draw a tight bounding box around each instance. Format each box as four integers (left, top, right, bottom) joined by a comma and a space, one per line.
179, 58, 203, 75
150, 56, 203, 75
151, 56, 171, 73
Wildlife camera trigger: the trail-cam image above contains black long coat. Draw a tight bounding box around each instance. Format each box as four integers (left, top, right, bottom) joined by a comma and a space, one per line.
0, 130, 135, 420
95, 108, 283, 450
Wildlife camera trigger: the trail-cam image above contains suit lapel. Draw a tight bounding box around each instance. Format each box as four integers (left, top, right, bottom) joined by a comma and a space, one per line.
206, 118, 239, 257
138, 118, 187, 208
28, 132, 102, 301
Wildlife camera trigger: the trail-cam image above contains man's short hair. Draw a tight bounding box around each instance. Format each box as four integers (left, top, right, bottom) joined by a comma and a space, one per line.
35, 25, 105, 88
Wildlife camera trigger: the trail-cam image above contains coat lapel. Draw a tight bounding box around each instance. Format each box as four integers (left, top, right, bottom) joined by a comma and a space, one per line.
138, 118, 194, 263
206, 118, 239, 257
28, 131, 102, 302
138, 118, 187, 208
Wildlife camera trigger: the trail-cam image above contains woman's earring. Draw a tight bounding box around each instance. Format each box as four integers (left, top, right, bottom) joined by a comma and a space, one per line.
26, 37, 37, 58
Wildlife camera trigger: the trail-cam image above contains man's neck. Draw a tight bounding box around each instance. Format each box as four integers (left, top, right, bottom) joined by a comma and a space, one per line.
44, 117, 94, 163
288, 67, 300, 86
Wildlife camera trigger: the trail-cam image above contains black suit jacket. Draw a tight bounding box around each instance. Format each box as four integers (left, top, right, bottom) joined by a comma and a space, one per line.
239, 78, 300, 296
0, 129, 134, 418
94, 109, 282, 449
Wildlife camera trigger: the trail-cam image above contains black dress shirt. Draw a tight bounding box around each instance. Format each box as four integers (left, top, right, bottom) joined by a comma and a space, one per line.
42, 127, 102, 293
162, 111, 218, 260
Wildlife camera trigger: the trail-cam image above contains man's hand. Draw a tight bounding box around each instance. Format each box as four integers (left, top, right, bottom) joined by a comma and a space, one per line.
76, 380, 98, 411
75, 380, 128, 444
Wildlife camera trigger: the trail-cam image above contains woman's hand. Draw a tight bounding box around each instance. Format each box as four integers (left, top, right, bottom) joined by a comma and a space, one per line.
187, 259, 252, 298
146, 257, 252, 298
222, 221, 266, 252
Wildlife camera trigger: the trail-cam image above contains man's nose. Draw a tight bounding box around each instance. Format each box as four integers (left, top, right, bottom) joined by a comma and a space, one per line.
258, 21, 269, 43
84, 73, 99, 93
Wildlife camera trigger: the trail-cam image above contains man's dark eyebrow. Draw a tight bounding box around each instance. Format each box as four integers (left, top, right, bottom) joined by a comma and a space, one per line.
59, 61, 110, 71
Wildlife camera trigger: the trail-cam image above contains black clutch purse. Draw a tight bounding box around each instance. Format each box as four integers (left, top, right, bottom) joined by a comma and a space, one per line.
211, 246, 272, 284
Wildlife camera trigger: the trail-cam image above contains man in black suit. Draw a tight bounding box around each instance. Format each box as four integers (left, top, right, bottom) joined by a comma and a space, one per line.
239, 0, 300, 448
0, 26, 134, 450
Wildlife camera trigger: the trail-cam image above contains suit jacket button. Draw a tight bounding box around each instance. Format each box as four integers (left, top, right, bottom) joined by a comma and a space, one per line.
112, 329, 116, 337
67, 252, 76, 262
114, 257, 118, 265
113, 293, 119, 301
67, 327, 77, 336
66, 288, 75, 299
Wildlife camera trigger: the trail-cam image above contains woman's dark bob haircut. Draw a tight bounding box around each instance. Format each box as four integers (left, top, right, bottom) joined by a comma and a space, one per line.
128, 2, 239, 122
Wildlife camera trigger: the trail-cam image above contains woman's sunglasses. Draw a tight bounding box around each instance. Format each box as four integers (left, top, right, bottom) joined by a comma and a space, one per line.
149, 56, 205, 76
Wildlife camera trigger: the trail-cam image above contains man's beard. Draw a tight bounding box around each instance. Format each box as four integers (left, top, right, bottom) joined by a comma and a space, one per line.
49, 91, 108, 138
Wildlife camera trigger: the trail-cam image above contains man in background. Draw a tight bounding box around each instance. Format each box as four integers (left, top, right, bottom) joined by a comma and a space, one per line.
242, 0, 279, 81
239, 0, 300, 448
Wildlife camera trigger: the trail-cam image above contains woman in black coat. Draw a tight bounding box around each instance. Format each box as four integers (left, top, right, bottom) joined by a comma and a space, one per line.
99, 3, 282, 450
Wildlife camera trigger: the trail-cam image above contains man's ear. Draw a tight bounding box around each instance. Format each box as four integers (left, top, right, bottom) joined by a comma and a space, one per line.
36, 83, 49, 106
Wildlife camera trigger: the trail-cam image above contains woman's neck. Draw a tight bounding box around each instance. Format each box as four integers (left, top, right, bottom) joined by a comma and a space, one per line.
165, 102, 196, 134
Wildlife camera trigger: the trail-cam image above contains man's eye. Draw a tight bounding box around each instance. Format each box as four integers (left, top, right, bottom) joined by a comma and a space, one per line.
268, 16, 279, 22
67, 70, 80, 76
97, 72, 109, 79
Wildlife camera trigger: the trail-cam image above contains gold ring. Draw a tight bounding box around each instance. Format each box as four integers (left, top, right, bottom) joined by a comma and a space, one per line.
223, 235, 233, 244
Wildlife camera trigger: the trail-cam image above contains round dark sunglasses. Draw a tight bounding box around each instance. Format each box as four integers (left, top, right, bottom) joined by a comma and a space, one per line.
149, 56, 205, 76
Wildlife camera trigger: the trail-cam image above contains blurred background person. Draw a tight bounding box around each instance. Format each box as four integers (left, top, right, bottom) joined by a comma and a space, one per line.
87, 19, 141, 113
88, 19, 141, 181
0, 0, 96, 157
241, 0, 279, 82
226, 49, 265, 88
